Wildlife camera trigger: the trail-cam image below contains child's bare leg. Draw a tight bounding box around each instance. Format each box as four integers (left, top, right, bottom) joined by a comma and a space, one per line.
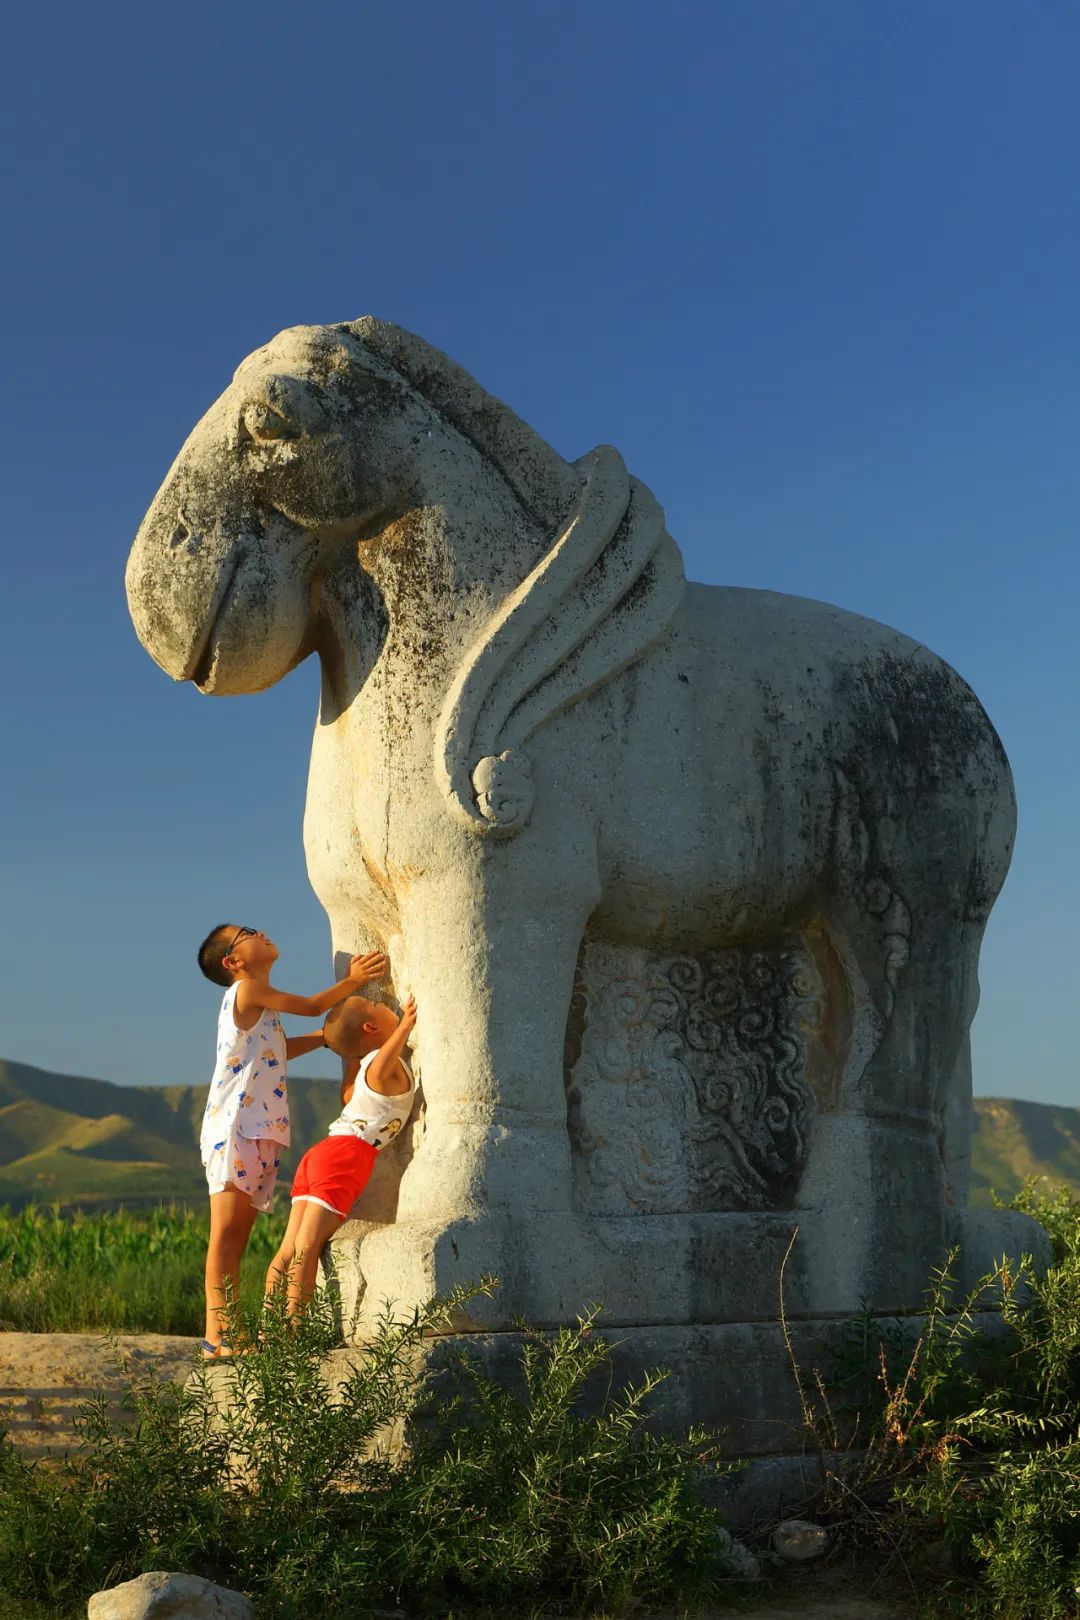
205, 1187, 257, 1349
288, 1203, 344, 1318
265, 1200, 305, 1300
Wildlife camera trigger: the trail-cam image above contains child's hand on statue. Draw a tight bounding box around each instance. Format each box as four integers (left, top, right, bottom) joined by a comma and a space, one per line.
349, 951, 387, 985
397, 994, 417, 1037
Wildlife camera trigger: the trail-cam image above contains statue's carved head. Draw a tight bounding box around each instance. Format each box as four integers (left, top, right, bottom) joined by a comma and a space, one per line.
127, 317, 686, 835
125, 324, 420, 694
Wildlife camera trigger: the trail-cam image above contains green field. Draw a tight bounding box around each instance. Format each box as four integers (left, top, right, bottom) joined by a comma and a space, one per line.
0, 1204, 287, 1334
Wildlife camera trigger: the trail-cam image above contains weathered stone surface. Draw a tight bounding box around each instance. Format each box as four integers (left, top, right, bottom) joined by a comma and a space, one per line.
709, 1449, 859, 1531
87, 1571, 254, 1620
772, 1518, 830, 1561
125, 318, 1039, 1441
323, 1307, 1013, 1468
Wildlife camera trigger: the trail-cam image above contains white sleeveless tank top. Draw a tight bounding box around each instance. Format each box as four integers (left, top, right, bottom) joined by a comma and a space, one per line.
327, 1051, 415, 1149
200, 982, 290, 1158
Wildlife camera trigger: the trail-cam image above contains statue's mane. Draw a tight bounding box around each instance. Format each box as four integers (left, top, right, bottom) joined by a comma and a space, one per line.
338, 317, 686, 838
339, 317, 574, 530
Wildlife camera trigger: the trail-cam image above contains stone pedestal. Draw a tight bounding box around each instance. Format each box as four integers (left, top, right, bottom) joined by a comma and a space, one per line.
314, 1292, 1040, 1526
327, 1200, 1046, 1340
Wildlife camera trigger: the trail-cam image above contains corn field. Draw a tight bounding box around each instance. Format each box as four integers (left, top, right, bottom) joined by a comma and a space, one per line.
0, 1205, 286, 1334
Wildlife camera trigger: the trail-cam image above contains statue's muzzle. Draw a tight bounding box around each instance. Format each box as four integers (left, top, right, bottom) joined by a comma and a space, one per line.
126, 475, 317, 695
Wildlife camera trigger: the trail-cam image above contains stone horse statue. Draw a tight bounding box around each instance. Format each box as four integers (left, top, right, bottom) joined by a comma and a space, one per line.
127, 320, 1037, 1418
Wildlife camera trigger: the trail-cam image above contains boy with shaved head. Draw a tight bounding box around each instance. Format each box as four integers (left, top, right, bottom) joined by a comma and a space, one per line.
265, 989, 417, 1318
196, 923, 386, 1357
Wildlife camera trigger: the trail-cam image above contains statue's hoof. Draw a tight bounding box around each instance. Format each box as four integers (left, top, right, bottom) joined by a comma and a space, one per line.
471, 749, 534, 834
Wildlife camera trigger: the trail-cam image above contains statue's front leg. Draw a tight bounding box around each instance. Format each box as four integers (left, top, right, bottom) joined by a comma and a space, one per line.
353, 837, 601, 1330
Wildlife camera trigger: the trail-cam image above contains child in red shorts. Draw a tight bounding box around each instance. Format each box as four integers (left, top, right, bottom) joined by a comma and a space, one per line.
265, 991, 417, 1316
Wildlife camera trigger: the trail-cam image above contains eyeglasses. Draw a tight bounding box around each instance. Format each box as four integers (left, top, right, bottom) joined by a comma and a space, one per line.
224, 926, 256, 959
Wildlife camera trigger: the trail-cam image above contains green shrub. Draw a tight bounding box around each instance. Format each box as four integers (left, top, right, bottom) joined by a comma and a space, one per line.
0, 1282, 740, 1618
805, 1180, 1080, 1618
994, 1177, 1080, 1266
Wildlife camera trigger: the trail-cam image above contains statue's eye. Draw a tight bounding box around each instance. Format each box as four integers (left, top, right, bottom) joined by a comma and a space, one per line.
242, 402, 296, 443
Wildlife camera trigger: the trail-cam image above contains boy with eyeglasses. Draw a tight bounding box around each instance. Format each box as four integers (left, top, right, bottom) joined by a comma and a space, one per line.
195, 922, 386, 1357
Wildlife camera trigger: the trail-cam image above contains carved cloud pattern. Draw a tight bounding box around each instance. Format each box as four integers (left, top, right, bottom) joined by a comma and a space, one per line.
564, 938, 822, 1213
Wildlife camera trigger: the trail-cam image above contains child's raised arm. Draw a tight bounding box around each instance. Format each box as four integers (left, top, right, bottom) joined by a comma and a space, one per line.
285, 1030, 327, 1060
236, 952, 387, 1021
365, 995, 417, 1096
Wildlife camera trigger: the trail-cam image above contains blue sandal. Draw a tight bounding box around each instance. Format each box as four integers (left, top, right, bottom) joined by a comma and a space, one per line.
200, 1338, 234, 1359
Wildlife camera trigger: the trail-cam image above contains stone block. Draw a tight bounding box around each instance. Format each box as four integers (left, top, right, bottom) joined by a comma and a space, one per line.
951, 1205, 1052, 1293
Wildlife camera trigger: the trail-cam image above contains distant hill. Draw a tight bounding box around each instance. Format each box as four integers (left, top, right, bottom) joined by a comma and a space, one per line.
0, 1058, 1074, 1210
970, 1097, 1080, 1206
0, 1059, 342, 1209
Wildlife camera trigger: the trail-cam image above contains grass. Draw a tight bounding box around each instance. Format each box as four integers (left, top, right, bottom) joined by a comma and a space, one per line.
0, 1204, 286, 1334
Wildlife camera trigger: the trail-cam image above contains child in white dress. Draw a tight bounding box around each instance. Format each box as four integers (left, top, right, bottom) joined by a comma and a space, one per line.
195, 922, 386, 1356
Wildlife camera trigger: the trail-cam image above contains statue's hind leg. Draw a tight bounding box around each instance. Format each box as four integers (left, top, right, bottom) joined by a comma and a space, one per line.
939, 918, 1051, 1284
797, 890, 1048, 1313
794, 883, 960, 1314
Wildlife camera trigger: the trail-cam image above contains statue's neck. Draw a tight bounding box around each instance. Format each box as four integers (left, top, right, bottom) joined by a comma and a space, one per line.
361, 507, 540, 627
320, 444, 573, 714
366, 442, 563, 608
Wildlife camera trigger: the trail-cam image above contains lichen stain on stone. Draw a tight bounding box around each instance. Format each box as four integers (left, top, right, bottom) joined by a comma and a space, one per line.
837, 653, 1005, 791
832, 652, 1011, 919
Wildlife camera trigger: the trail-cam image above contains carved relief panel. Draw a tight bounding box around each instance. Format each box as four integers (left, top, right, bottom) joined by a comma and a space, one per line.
564, 936, 826, 1214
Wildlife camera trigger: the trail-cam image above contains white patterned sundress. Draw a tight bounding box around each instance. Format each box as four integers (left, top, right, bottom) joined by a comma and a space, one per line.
200, 983, 291, 1189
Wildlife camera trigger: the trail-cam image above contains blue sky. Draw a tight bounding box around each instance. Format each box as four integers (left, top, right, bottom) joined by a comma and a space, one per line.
1, 0, 1077, 1102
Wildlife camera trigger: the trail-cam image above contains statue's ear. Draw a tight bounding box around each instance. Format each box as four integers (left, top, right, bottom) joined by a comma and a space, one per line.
435, 446, 685, 837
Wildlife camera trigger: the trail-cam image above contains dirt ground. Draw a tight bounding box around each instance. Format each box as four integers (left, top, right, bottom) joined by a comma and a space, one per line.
649, 1568, 922, 1619
0, 1330, 197, 1456
704, 1606, 909, 1620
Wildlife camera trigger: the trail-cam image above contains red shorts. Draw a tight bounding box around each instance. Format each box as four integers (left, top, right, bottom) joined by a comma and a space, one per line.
290, 1135, 377, 1219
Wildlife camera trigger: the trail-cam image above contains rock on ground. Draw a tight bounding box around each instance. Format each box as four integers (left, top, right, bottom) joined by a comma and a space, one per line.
87, 1570, 254, 1619
771, 1517, 831, 1561
715, 1524, 762, 1580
